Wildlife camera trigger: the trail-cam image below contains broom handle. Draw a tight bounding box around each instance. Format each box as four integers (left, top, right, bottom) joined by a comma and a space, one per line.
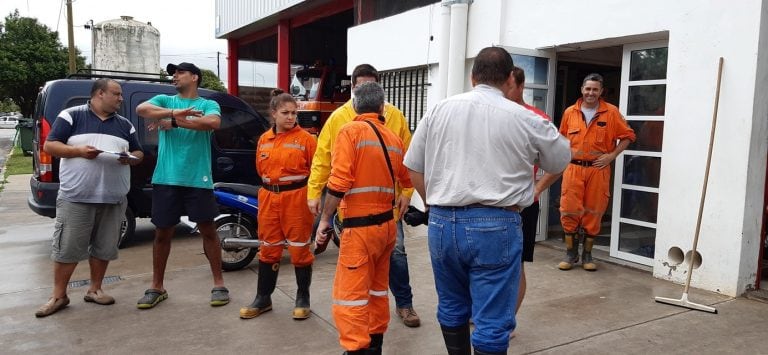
684, 57, 724, 294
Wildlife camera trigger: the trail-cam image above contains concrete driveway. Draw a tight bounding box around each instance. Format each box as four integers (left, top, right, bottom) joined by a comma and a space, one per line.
1, 173, 767, 354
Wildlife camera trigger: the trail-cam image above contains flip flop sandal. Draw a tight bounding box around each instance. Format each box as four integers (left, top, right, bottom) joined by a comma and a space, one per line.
137, 289, 168, 309
210, 287, 230, 307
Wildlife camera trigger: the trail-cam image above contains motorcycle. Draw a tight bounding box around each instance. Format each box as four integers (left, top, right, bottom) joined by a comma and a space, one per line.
213, 182, 261, 271
214, 182, 345, 267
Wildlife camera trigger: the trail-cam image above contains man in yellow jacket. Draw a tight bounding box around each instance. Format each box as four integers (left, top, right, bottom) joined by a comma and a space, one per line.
308, 63, 421, 328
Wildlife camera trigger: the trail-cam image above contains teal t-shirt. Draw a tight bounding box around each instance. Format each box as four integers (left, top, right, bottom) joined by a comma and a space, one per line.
148, 94, 221, 189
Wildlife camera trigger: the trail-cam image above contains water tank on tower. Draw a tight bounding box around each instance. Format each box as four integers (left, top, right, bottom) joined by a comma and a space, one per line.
92, 16, 160, 75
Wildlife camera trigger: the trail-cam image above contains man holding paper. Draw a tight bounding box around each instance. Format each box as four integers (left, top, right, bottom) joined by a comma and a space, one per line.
35, 78, 144, 317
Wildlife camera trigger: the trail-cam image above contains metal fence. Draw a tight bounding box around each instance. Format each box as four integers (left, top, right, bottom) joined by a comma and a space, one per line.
380, 66, 430, 131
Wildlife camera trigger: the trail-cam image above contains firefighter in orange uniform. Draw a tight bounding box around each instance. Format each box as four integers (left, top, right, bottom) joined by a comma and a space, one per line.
556, 73, 635, 271
240, 90, 317, 320
315, 82, 412, 355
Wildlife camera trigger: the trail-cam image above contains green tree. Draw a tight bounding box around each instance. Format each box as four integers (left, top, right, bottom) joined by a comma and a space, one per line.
0, 98, 20, 113
0, 10, 85, 117
200, 69, 226, 92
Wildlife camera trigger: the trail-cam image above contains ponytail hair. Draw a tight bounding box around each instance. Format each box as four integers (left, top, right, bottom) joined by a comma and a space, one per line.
269, 89, 297, 111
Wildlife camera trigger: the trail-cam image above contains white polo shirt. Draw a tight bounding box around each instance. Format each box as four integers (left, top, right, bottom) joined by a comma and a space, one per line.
404, 84, 570, 208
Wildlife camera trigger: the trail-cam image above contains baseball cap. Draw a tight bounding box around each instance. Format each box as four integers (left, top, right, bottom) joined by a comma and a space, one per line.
166, 62, 202, 78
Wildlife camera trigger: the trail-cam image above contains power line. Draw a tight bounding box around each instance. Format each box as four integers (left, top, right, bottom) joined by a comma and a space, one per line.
56, 0, 64, 32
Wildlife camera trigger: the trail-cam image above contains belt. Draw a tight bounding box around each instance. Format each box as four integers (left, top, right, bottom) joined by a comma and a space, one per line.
437, 203, 521, 213
261, 179, 307, 193
343, 210, 394, 228
570, 159, 594, 167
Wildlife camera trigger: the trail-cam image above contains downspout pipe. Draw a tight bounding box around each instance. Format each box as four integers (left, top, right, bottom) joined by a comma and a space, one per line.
446, 0, 472, 97
437, 2, 451, 100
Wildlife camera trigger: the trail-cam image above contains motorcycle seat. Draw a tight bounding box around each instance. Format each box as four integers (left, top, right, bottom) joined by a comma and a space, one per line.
214, 182, 261, 197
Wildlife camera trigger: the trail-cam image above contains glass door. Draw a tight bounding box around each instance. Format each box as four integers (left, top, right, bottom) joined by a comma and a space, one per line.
610, 41, 669, 266
503, 46, 556, 242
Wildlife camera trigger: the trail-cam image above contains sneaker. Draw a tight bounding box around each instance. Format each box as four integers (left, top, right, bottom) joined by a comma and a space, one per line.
84, 290, 115, 305
211, 287, 230, 307
35, 296, 70, 318
396, 307, 421, 328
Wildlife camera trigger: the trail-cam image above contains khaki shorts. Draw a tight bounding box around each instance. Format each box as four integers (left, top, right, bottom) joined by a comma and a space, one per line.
51, 197, 127, 263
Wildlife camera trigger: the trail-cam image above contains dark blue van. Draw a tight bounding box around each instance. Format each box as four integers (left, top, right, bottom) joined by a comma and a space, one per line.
28, 74, 269, 246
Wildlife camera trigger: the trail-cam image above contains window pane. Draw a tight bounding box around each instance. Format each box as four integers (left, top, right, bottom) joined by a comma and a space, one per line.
523, 88, 548, 112
623, 155, 661, 188
620, 189, 658, 223
628, 85, 666, 116
629, 47, 668, 81
627, 121, 664, 152
618, 222, 656, 258
511, 54, 548, 85
214, 107, 266, 150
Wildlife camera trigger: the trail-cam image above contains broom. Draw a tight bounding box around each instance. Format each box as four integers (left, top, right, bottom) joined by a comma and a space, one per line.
654, 57, 723, 314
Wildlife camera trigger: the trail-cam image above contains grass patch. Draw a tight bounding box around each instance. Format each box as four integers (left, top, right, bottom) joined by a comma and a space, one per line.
3, 145, 33, 178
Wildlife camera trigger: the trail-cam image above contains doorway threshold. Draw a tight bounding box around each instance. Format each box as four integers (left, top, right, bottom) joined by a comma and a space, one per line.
745, 288, 768, 304
538, 238, 653, 273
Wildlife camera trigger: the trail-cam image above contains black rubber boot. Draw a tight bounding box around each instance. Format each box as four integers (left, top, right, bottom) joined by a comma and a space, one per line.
440, 323, 471, 355
239, 261, 279, 319
293, 265, 312, 319
368, 333, 383, 355
342, 350, 368, 355
582, 235, 597, 271
558, 233, 580, 270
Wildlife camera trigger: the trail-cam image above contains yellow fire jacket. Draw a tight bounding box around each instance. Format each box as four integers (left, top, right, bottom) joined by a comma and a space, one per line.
308, 99, 414, 204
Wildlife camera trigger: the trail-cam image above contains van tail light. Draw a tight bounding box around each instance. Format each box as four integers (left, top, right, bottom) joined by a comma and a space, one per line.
37, 117, 53, 182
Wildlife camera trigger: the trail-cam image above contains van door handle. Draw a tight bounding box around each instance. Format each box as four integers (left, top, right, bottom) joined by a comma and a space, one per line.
216, 157, 234, 173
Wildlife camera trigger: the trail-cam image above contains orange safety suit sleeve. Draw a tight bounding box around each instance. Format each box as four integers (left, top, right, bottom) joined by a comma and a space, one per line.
326, 126, 356, 195
308, 101, 355, 199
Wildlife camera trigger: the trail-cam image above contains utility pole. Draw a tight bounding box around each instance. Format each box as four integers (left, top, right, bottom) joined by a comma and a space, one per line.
66, 0, 76, 74
217, 51, 221, 78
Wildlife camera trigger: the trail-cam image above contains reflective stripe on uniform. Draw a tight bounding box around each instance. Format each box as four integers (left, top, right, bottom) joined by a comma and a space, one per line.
333, 299, 369, 306
260, 240, 285, 247
355, 140, 403, 155
287, 240, 311, 247
369, 289, 388, 297
262, 176, 272, 183
347, 186, 395, 195
260, 143, 274, 149
278, 175, 308, 182
283, 143, 306, 151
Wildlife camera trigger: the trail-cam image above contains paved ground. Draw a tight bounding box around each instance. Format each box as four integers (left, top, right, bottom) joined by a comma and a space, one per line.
0, 128, 17, 176
1, 173, 767, 354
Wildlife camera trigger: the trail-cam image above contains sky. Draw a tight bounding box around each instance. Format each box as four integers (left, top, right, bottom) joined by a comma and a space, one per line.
0, 0, 277, 88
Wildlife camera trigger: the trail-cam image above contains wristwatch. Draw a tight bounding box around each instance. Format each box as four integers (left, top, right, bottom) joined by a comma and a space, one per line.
171, 116, 178, 128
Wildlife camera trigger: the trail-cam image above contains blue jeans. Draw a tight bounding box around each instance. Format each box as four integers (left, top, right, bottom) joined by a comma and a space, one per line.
389, 220, 414, 308
428, 206, 522, 354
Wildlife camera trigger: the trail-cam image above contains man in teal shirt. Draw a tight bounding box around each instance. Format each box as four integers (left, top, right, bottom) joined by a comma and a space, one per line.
135, 62, 229, 309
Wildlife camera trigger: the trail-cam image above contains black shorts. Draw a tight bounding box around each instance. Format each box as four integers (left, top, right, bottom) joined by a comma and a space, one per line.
151, 184, 219, 228
520, 201, 540, 263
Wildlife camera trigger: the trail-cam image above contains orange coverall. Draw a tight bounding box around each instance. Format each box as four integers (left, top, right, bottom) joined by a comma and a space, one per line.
559, 98, 635, 235
326, 113, 413, 351
256, 125, 317, 266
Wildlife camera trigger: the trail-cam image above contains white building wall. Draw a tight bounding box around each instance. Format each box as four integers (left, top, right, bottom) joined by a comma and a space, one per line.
348, 0, 768, 296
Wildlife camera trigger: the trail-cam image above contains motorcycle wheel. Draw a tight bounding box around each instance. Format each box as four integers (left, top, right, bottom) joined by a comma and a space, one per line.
216, 215, 258, 271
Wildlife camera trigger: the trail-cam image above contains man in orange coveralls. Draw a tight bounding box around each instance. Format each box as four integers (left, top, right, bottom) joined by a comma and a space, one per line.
547, 73, 636, 271
315, 82, 413, 355
239, 89, 317, 320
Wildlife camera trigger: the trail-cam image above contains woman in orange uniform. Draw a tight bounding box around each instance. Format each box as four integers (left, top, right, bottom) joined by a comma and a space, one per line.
240, 89, 317, 320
